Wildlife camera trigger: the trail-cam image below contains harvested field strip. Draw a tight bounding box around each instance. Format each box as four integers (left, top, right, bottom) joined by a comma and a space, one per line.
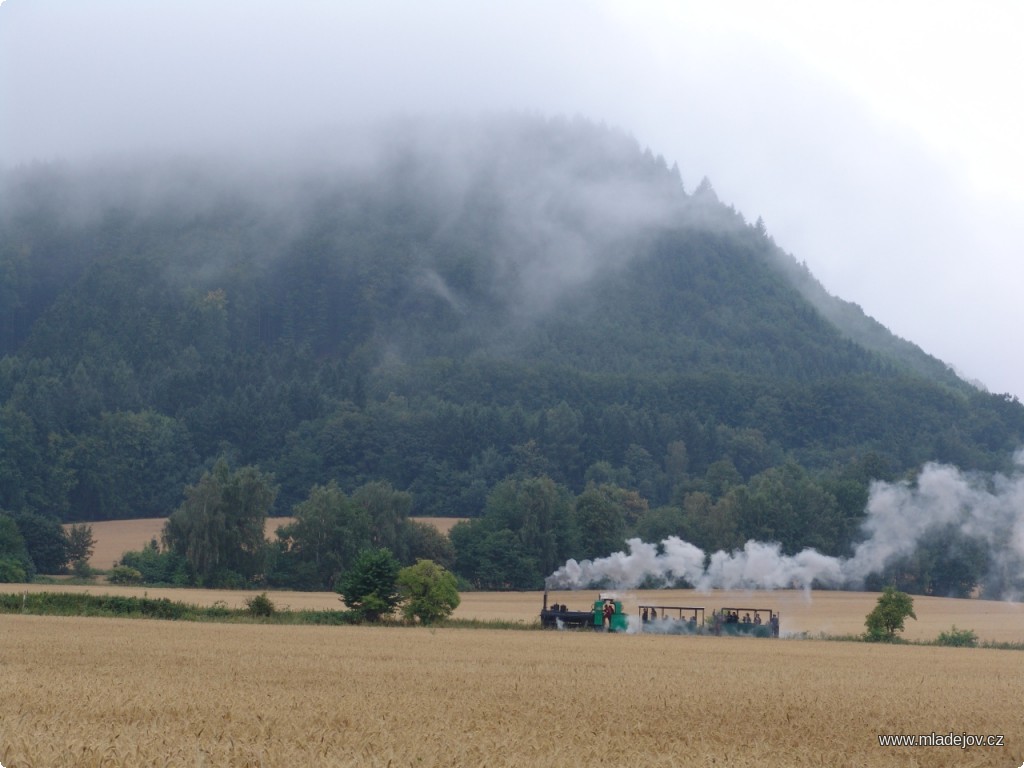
68, 516, 466, 570
6, 585, 1023, 643
0, 615, 1021, 767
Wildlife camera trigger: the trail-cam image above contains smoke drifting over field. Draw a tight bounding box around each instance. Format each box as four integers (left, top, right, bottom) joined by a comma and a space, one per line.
548, 454, 1024, 598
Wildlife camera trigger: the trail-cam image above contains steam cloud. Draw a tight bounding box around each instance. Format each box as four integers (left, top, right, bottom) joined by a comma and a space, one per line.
548, 454, 1024, 598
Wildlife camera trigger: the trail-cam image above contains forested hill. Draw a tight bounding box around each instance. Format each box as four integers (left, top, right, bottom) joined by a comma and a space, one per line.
2, 115, 1022, 549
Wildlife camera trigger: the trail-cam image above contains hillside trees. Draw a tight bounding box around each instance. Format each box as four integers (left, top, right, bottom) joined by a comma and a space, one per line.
66, 410, 195, 520
673, 490, 743, 553
452, 476, 574, 589
864, 526, 988, 599
737, 463, 842, 555
1, 117, 1024, 592
0, 400, 73, 518
572, 485, 632, 561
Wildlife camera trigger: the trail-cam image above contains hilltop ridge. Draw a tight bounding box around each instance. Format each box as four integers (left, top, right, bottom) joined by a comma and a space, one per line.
1, 115, 1021, 550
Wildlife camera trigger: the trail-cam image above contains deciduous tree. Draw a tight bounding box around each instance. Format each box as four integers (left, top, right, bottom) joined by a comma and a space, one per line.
65, 523, 96, 565
397, 559, 460, 625
337, 548, 401, 622
0, 513, 32, 581
163, 459, 276, 586
274, 480, 371, 590
13, 511, 68, 574
864, 586, 916, 641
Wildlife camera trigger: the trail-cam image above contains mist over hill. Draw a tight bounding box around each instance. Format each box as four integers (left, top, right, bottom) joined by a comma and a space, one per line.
2, 115, 1023, 592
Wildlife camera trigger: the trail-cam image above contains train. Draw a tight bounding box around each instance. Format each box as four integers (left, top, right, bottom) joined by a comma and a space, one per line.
540, 591, 779, 637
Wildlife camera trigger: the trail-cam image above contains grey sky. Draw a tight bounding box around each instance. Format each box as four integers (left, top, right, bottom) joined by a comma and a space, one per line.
2, 0, 1021, 397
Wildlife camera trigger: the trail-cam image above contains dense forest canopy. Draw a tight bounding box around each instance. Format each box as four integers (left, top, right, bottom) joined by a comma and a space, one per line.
2, 115, 1023, 592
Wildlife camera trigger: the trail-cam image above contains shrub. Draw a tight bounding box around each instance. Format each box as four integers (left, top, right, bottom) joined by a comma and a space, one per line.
207, 600, 232, 618
206, 568, 246, 590
108, 565, 144, 585
245, 592, 276, 617
936, 625, 978, 648
0, 592, 196, 619
119, 540, 191, 585
0, 556, 28, 583
292, 610, 360, 625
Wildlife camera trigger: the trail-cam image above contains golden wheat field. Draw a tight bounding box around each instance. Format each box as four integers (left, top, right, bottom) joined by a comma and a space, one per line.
22, 519, 1024, 764
0, 614, 1021, 767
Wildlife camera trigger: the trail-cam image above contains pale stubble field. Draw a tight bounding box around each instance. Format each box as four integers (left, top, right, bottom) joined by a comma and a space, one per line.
8, 584, 1024, 642
0, 613, 1021, 767
72, 517, 468, 570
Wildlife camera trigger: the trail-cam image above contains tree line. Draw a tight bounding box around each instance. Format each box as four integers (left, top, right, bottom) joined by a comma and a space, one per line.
0, 454, 960, 597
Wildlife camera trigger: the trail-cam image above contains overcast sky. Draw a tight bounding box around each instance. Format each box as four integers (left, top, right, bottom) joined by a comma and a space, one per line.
2, 0, 1022, 398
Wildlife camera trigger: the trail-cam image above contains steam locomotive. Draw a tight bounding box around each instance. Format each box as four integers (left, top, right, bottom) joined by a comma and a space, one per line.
540, 591, 779, 637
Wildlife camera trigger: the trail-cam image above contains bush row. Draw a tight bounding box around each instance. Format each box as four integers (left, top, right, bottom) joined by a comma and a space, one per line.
0, 592, 360, 624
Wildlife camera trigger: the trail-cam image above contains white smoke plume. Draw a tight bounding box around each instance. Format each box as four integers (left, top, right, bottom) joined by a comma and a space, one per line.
547, 537, 845, 592
547, 454, 1024, 597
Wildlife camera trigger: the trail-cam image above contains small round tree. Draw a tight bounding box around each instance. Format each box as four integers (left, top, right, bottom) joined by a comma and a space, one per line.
337, 548, 401, 622
864, 586, 916, 642
397, 559, 460, 625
